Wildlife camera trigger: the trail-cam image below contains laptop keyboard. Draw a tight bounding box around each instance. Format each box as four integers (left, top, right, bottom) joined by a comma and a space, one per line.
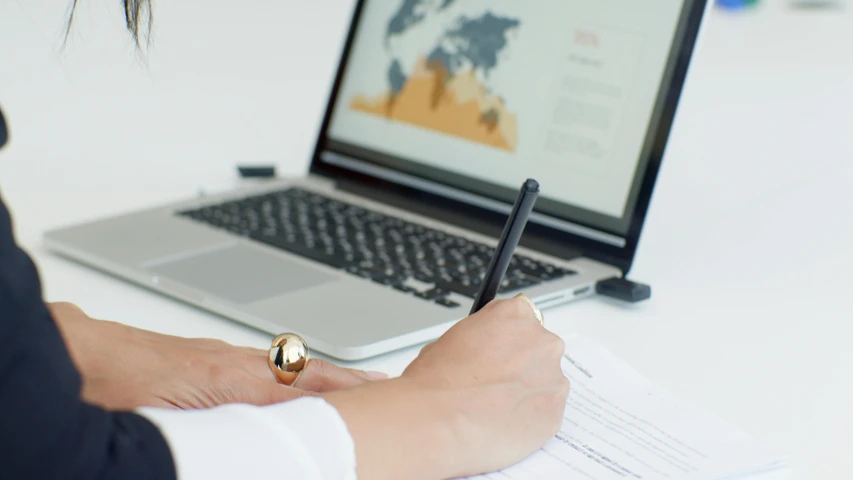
179, 188, 575, 309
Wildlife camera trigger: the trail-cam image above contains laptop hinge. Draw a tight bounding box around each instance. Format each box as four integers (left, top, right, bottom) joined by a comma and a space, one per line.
305, 173, 337, 189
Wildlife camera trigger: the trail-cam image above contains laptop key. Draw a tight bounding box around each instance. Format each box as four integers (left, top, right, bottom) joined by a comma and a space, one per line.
435, 297, 461, 308
497, 275, 540, 294
435, 280, 481, 298
392, 284, 418, 294
414, 287, 448, 300
369, 271, 408, 286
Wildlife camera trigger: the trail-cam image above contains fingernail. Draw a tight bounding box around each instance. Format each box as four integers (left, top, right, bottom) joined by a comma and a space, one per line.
364, 370, 389, 380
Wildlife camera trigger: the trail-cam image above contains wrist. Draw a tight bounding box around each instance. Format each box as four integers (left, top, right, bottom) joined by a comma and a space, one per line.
321, 375, 462, 480
388, 376, 464, 476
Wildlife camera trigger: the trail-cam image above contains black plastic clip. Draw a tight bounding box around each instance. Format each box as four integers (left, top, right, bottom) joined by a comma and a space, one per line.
596, 277, 651, 303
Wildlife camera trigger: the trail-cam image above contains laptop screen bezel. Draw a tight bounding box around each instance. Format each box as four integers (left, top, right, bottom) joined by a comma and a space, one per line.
308, 0, 708, 273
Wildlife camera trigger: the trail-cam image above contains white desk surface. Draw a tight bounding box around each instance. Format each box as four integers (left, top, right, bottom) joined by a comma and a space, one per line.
1, 2, 851, 479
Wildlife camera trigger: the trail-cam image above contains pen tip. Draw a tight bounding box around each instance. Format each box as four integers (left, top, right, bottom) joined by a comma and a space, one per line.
523, 178, 540, 192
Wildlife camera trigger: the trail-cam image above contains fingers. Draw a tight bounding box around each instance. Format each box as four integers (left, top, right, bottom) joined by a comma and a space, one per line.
514, 293, 544, 326
483, 296, 565, 373
237, 381, 314, 406
240, 360, 388, 405
480, 296, 543, 326
240, 345, 386, 392
293, 358, 388, 392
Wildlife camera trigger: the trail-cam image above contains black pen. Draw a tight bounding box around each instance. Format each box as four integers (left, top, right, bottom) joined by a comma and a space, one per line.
470, 179, 540, 314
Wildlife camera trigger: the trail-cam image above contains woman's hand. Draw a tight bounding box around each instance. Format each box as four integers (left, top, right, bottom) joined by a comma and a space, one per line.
322, 296, 569, 480
403, 296, 569, 476
48, 302, 385, 411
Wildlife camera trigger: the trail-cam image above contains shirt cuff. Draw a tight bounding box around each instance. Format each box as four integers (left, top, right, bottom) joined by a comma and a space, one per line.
138, 397, 357, 480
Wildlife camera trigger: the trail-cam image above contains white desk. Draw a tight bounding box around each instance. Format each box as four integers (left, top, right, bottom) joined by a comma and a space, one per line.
1, 2, 851, 478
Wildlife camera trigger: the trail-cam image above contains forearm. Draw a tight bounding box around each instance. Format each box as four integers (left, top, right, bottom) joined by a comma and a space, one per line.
321, 377, 460, 480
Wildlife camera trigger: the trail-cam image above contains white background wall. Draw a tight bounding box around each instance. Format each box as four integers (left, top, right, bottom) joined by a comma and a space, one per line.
1, 0, 355, 243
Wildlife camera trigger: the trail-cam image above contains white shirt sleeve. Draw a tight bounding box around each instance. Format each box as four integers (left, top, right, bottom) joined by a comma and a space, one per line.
138, 397, 357, 480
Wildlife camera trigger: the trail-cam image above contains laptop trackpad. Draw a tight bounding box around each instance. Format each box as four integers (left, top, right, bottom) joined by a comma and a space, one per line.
147, 245, 336, 304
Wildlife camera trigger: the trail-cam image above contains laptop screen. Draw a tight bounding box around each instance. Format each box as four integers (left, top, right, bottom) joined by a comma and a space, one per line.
322, 0, 696, 242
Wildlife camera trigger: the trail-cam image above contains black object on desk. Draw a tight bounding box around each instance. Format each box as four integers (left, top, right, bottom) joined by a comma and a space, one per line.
595, 277, 652, 303
237, 165, 276, 178
469, 178, 540, 314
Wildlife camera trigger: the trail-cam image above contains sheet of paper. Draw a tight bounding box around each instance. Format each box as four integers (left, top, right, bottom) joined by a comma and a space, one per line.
366, 335, 787, 480
465, 336, 787, 480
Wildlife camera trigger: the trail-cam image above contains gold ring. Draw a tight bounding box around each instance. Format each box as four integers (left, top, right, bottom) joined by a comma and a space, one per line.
268, 333, 310, 386
515, 293, 544, 326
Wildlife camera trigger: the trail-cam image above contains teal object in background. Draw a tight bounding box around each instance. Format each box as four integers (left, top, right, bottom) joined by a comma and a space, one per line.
717, 0, 759, 8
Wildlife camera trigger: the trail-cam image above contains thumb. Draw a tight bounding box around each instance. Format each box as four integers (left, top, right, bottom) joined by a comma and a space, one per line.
293, 359, 388, 392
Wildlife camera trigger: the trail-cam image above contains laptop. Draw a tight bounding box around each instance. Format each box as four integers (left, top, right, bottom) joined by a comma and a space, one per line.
44, 0, 708, 360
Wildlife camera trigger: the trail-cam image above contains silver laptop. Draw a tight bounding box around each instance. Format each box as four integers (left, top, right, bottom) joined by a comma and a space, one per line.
44, 0, 707, 360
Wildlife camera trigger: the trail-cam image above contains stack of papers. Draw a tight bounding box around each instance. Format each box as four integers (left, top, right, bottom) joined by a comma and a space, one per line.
368, 335, 788, 480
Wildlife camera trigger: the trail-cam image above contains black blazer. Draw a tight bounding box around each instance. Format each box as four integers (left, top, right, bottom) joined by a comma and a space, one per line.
0, 107, 176, 479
